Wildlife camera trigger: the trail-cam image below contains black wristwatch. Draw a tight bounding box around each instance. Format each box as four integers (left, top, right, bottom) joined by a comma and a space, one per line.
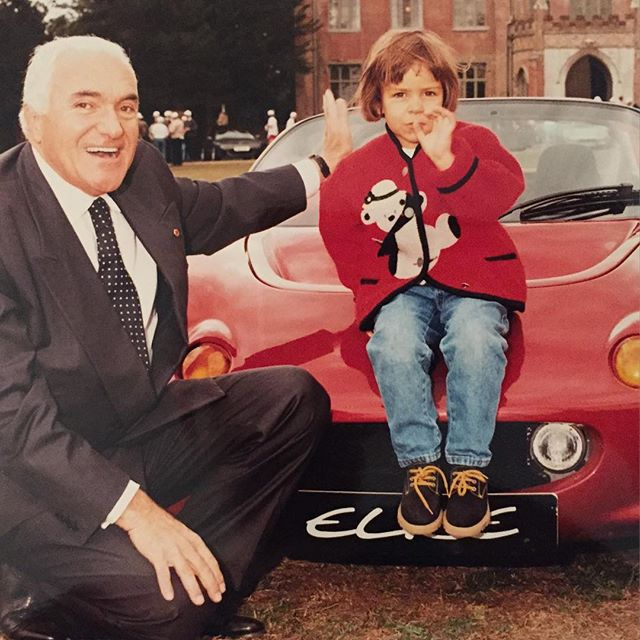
309, 154, 331, 178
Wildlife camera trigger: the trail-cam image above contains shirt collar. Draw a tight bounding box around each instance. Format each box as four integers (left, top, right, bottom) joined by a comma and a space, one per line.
32, 147, 119, 219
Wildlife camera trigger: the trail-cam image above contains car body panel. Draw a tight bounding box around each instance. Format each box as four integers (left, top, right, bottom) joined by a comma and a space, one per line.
246, 221, 640, 289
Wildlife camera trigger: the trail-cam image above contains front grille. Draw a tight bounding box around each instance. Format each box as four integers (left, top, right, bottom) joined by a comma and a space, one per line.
300, 422, 576, 493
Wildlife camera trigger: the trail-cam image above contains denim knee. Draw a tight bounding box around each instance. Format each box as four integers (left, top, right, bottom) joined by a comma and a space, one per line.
366, 327, 431, 368
443, 310, 508, 367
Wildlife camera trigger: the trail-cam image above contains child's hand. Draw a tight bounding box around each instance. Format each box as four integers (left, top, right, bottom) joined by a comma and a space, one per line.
413, 107, 456, 171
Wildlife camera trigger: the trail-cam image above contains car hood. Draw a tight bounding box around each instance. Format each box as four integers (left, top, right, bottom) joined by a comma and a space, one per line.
246, 220, 640, 291
188, 218, 638, 422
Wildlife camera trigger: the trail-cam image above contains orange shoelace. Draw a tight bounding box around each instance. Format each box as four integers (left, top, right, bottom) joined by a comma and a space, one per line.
448, 468, 488, 498
408, 465, 449, 514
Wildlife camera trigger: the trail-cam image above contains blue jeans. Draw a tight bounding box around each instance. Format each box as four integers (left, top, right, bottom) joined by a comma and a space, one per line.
366, 285, 509, 468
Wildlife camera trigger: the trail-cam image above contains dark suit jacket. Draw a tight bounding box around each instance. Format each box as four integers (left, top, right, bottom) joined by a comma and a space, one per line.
0, 141, 306, 548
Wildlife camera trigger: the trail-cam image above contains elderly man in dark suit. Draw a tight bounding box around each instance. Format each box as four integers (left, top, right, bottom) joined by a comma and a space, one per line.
0, 35, 350, 640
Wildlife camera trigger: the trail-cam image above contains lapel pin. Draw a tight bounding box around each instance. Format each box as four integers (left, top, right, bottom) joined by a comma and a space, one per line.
172, 228, 181, 238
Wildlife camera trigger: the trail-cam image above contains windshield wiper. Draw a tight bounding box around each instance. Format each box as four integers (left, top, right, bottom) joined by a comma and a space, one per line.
503, 184, 640, 222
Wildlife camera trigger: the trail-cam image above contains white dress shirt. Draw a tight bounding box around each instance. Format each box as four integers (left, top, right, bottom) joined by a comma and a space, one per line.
33, 149, 159, 360
32, 148, 320, 528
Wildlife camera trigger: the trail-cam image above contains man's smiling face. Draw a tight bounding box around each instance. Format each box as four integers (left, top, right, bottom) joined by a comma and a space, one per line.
26, 49, 139, 196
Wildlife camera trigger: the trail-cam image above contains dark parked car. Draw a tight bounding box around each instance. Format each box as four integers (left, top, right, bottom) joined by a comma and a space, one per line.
212, 130, 265, 160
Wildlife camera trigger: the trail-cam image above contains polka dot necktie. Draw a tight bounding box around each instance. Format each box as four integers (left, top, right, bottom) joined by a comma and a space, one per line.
88, 197, 151, 369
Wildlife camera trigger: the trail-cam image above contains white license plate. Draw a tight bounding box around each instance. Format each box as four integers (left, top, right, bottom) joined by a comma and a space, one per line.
233, 145, 251, 152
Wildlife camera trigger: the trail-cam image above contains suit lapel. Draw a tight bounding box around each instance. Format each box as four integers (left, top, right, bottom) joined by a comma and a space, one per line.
18, 146, 157, 424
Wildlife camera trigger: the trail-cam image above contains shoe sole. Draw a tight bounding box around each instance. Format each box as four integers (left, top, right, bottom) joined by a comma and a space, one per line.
397, 506, 443, 536
442, 507, 491, 539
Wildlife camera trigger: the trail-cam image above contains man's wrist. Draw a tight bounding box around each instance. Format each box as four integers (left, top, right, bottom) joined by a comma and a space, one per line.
309, 154, 331, 178
101, 480, 140, 530
116, 488, 154, 532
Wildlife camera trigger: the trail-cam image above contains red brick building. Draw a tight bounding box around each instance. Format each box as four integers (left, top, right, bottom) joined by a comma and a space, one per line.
296, 0, 639, 117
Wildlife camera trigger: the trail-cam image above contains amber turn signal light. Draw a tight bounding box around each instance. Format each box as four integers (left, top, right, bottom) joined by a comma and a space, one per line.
612, 336, 640, 388
181, 342, 232, 379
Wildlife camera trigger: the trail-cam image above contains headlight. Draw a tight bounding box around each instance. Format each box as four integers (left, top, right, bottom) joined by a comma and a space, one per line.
181, 342, 232, 379
611, 336, 640, 388
530, 422, 587, 473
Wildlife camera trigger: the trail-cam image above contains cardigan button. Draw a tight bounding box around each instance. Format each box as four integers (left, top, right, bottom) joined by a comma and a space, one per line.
173, 228, 181, 238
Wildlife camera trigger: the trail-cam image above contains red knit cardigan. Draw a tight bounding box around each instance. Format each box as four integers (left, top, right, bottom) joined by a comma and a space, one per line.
319, 122, 527, 330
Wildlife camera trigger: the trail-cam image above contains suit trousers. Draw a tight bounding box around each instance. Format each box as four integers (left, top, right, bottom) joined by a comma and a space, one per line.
2, 365, 329, 640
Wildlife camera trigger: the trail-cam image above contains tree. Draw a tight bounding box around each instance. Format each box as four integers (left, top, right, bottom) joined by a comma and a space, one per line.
57, 0, 317, 136
208, 0, 317, 129
0, 0, 48, 151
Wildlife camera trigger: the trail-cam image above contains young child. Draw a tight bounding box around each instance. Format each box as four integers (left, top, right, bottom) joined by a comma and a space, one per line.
319, 30, 526, 539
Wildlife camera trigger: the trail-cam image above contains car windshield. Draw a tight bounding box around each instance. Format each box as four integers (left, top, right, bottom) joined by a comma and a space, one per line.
252, 99, 640, 226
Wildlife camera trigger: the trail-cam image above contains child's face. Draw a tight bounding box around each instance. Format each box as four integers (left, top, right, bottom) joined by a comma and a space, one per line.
381, 64, 444, 148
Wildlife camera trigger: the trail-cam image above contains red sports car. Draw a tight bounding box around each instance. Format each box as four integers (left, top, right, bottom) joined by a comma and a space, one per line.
183, 98, 639, 564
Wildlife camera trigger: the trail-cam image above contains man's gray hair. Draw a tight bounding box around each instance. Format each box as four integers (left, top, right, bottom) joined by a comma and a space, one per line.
19, 35, 135, 134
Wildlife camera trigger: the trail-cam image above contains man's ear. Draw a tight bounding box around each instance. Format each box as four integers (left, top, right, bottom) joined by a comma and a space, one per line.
21, 106, 43, 144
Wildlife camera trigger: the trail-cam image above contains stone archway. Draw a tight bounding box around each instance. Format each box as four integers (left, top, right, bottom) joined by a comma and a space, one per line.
565, 54, 612, 100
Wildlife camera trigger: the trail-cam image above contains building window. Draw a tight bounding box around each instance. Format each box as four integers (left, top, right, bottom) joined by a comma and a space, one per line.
459, 63, 486, 98
569, 0, 611, 18
329, 64, 361, 101
453, 0, 486, 28
328, 0, 360, 31
390, 0, 423, 29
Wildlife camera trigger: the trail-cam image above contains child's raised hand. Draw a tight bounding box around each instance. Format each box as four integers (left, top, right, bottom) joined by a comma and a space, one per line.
413, 107, 456, 171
